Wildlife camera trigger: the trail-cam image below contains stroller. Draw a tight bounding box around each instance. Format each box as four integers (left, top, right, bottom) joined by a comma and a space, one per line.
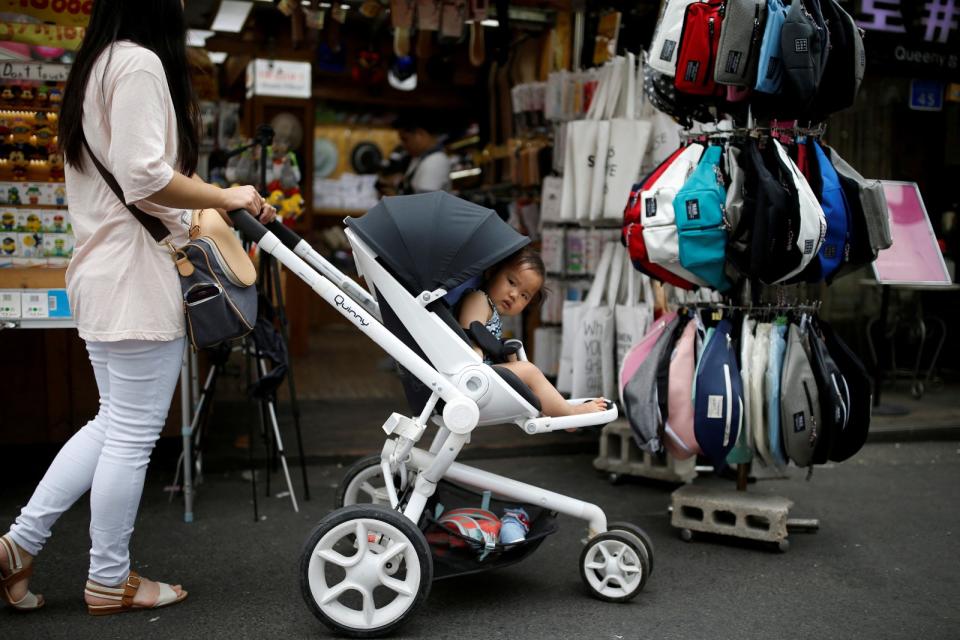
230, 192, 654, 637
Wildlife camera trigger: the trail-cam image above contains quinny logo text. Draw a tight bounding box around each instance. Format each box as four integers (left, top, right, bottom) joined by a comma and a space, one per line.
334, 294, 369, 327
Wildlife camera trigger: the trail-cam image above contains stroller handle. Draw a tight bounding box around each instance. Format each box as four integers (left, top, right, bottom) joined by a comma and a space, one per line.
265, 219, 303, 251
228, 209, 268, 243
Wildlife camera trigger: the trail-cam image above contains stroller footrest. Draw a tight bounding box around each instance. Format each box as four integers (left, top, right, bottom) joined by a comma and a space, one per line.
522, 403, 619, 434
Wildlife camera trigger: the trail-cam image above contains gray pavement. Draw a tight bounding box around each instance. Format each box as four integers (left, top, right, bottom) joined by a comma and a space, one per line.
2, 440, 959, 640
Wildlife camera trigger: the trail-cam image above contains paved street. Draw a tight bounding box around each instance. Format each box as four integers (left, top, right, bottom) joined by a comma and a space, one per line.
2, 440, 958, 639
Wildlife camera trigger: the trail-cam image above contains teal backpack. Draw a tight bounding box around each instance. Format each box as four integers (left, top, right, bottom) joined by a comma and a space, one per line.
674, 145, 731, 291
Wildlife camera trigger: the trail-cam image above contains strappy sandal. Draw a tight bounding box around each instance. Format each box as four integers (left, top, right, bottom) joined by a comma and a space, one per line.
84, 570, 187, 616
0, 534, 44, 611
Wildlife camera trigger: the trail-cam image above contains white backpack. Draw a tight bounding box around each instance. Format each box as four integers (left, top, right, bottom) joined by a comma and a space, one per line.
648, 0, 699, 77
640, 143, 710, 287
771, 140, 827, 282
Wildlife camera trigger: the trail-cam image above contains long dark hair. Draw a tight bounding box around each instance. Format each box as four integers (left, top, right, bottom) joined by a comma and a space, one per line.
59, 0, 199, 175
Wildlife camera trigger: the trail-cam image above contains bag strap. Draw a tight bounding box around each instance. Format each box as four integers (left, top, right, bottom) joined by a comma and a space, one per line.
81, 136, 170, 243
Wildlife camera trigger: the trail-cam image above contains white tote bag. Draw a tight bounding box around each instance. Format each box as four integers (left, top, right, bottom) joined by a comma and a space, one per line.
556, 297, 582, 394
571, 242, 619, 399
533, 326, 561, 378
614, 247, 655, 374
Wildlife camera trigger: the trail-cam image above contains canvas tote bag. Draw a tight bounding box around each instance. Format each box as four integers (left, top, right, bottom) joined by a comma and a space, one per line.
571, 241, 619, 399
614, 246, 655, 374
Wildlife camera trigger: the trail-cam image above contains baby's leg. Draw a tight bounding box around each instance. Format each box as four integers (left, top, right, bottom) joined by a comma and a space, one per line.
497, 361, 606, 417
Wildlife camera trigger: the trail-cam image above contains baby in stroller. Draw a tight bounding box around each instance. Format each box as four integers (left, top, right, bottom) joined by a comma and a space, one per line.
458, 246, 608, 417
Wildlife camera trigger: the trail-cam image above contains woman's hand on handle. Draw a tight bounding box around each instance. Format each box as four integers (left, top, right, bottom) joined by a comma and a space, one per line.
218, 185, 264, 217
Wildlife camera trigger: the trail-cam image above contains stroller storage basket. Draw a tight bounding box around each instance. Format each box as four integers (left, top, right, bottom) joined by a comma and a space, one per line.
422, 479, 559, 580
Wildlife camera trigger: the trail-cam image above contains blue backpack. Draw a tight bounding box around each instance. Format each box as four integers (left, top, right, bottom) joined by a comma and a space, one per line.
754, 0, 788, 94
674, 145, 731, 291
811, 140, 851, 281
693, 319, 744, 466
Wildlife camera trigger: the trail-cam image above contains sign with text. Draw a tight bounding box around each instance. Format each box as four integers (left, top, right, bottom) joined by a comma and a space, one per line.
1, 0, 91, 26
909, 79, 944, 110
245, 59, 311, 99
0, 21, 84, 49
872, 181, 953, 286
0, 61, 70, 82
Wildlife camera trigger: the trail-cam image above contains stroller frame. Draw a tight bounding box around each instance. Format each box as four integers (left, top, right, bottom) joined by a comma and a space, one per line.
231, 210, 652, 637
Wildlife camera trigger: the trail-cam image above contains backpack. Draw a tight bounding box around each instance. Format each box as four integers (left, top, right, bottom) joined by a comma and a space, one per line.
806, 139, 851, 282
729, 139, 801, 283
693, 318, 743, 466
823, 144, 892, 257
754, 0, 789, 94
622, 313, 682, 452
714, 0, 767, 86
623, 146, 701, 290
780, 0, 830, 104
818, 319, 872, 462
807, 320, 848, 464
641, 143, 711, 287
660, 316, 702, 460
724, 144, 748, 280
674, 145, 732, 291
771, 139, 826, 283
809, 0, 866, 117
674, 0, 726, 96
643, 57, 717, 127
779, 322, 820, 467
648, 0, 699, 77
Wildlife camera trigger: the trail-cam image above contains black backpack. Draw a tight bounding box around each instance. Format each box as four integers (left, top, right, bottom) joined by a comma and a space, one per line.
818, 319, 872, 462
730, 139, 802, 283
809, 0, 865, 118
807, 320, 848, 464
780, 0, 830, 105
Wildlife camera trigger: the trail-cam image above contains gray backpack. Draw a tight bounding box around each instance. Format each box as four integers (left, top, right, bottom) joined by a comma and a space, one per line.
714, 0, 767, 86
622, 314, 682, 453
824, 145, 892, 254
780, 322, 820, 467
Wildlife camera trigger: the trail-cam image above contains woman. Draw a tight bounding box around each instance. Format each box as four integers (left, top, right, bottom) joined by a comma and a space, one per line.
0, 0, 275, 615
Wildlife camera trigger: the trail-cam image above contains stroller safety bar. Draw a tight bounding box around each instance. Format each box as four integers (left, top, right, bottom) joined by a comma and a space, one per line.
228, 210, 479, 432
264, 220, 381, 320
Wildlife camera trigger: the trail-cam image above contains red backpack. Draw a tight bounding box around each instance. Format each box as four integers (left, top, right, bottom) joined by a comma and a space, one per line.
674, 1, 725, 96
622, 145, 699, 290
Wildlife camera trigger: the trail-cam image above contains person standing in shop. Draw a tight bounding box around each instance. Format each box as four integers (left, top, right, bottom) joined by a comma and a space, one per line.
395, 114, 452, 194
0, 0, 275, 616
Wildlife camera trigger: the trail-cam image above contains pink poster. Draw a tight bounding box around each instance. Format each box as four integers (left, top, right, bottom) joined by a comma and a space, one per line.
872, 181, 952, 286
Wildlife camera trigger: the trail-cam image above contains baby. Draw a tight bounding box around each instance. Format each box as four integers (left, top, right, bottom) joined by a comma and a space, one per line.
458, 246, 607, 417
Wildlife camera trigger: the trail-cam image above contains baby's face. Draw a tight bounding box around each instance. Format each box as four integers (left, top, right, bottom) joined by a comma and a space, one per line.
487, 265, 542, 317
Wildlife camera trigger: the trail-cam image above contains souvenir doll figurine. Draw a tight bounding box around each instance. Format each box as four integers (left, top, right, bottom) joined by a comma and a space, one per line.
49, 153, 64, 180
26, 185, 41, 205
54, 185, 66, 205
7, 187, 20, 204
9, 150, 27, 180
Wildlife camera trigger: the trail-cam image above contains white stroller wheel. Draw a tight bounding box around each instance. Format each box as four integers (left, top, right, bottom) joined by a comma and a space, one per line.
300, 504, 433, 638
579, 531, 650, 603
336, 455, 394, 509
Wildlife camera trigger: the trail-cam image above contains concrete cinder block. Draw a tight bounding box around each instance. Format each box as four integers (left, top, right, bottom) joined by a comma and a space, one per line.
593, 421, 697, 484
670, 484, 793, 545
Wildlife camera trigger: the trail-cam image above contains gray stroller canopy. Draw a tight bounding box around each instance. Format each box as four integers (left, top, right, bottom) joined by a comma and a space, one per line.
345, 192, 530, 295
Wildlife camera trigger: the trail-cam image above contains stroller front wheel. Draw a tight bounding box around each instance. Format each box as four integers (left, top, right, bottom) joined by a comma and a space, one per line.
579, 530, 650, 603
335, 455, 415, 510
300, 504, 433, 638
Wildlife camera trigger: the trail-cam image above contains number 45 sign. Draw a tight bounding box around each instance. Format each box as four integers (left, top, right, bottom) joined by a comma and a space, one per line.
910, 79, 944, 112
1, 0, 92, 27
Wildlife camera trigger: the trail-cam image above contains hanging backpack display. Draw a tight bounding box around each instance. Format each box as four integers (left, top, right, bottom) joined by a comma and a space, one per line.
674, 145, 732, 291
648, 0, 699, 77
780, 0, 830, 104
805, 139, 851, 282
623, 146, 702, 290
641, 143, 711, 287
754, 0, 789, 94
714, 0, 767, 87
809, 0, 866, 117
818, 319, 872, 462
807, 319, 849, 465
674, 0, 726, 96
621, 313, 682, 452
771, 139, 826, 283
693, 318, 744, 466
779, 322, 820, 467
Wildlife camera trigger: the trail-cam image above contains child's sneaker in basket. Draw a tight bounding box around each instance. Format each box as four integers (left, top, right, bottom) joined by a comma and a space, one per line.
499, 508, 530, 544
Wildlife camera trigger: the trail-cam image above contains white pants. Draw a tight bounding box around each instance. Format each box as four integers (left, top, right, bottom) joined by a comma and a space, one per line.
7, 338, 184, 585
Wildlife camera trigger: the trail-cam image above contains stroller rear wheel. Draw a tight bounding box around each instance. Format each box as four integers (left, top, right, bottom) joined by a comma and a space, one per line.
606, 521, 655, 574
300, 504, 433, 638
335, 455, 414, 510
579, 530, 650, 603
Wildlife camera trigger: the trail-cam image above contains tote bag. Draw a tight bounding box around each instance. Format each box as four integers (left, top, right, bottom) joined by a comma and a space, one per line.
614, 247, 655, 374
571, 242, 619, 399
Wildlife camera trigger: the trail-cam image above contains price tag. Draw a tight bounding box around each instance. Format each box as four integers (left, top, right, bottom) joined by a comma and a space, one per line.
1, 0, 92, 27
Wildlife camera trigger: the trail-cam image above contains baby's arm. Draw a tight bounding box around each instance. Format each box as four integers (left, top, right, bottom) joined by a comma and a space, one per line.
458, 291, 490, 358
